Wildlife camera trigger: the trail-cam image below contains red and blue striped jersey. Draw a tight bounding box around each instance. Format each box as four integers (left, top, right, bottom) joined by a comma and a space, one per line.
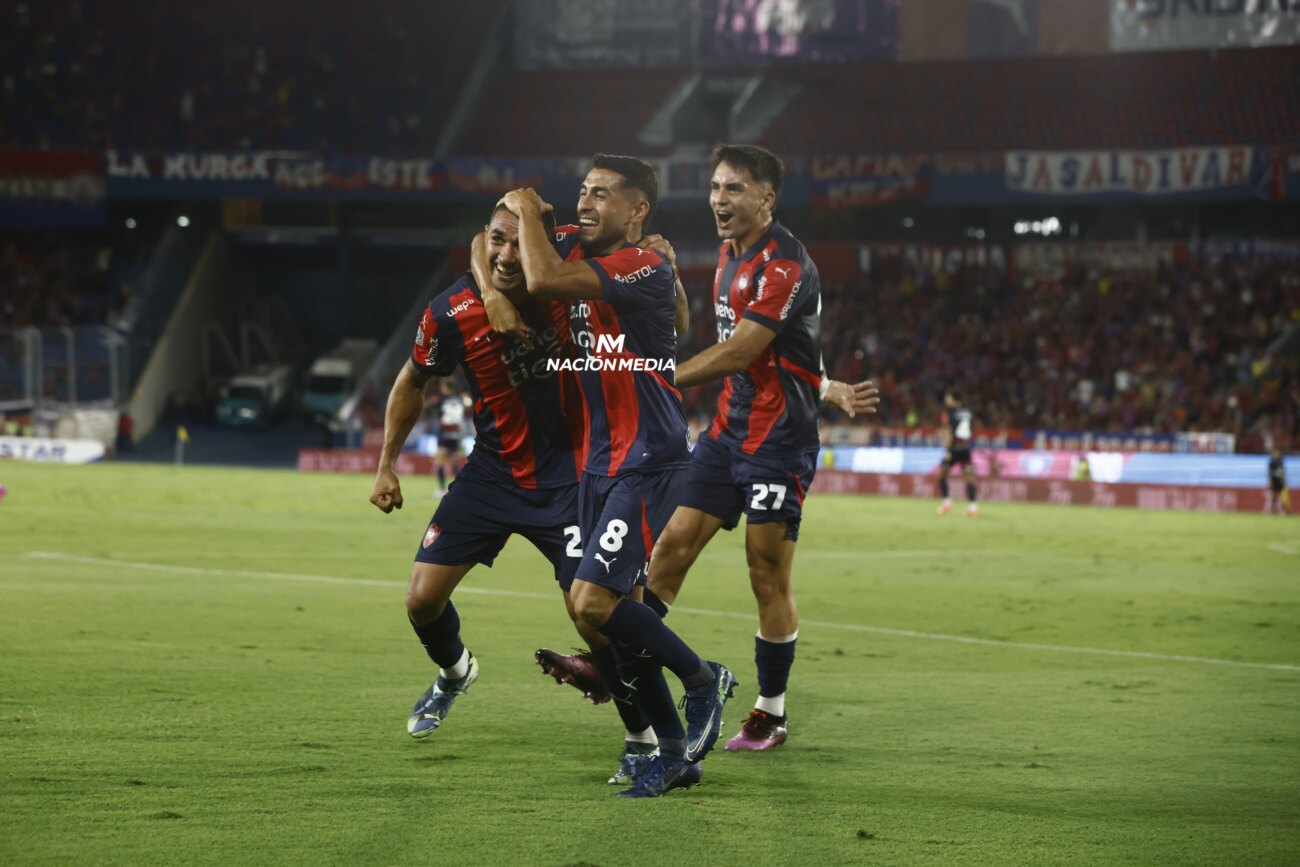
708, 220, 823, 458
410, 273, 586, 489
551, 224, 690, 477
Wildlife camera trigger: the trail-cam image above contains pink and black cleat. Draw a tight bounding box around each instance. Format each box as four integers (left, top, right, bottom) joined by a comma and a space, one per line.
534, 648, 611, 705
724, 709, 789, 751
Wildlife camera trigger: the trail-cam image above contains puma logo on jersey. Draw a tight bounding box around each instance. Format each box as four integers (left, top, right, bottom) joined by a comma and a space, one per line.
594, 553, 617, 573
773, 266, 791, 279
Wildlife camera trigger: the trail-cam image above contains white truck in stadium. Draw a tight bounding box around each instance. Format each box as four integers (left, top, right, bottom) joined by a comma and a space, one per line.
301, 339, 377, 423
215, 364, 294, 428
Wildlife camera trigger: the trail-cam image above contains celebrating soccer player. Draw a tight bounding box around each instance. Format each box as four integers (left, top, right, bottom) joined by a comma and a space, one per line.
493, 155, 739, 798
370, 203, 591, 744
636, 144, 876, 752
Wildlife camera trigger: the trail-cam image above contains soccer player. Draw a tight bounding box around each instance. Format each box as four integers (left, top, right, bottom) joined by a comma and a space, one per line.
434, 379, 469, 493
494, 154, 737, 798
937, 389, 978, 517
1268, 447, 1290, 516
630, 143, 877, 753
369, 203, 592, 741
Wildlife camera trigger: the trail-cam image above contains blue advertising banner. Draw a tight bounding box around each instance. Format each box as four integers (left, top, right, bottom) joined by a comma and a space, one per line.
0, 147, 1276, 210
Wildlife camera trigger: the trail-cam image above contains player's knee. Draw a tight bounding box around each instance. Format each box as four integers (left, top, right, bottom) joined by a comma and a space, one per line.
570, 582, 617, 626
405, 577, 448, 623
747, 562, 790, 603
748, 578, 792, 611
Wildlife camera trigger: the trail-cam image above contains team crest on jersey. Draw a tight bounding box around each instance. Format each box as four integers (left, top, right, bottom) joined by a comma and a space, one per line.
737, 274, 749, 290
422, 523, 442, 549
415, 325, 426, 347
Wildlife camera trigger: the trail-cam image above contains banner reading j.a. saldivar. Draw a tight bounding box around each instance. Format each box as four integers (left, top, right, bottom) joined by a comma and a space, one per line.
1005, 146, 1272, 200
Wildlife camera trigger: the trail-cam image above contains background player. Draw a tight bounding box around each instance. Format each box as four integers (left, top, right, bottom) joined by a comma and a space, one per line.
1268, 447, 1290, 516
640, 143, 877, 753
937, 389, 978, 517
496, 155, 736, 797
369, 204, 591, 743
434, 379, 470, 493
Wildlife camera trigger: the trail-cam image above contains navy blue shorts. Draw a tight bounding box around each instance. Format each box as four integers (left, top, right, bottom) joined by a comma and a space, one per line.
414, 478, 580, 587
679, 433, 816, 542
573, 469, 686, 594
945, 445, 973, 466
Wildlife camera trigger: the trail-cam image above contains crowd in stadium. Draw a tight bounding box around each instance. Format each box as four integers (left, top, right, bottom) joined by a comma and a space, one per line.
0, 233, 138, 329
1, 0, 490, 155
677, 253, 1299, 450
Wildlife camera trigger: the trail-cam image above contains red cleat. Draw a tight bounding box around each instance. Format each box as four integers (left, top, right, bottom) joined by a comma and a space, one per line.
534, 648, 611, 705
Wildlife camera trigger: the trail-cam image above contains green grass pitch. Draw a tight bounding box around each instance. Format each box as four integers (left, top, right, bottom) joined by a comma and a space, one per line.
1, 461, 1297, 866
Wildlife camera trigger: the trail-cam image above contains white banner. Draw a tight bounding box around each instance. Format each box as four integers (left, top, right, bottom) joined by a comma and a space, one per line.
1112, 0, 1300, 52
0, 436, 105, 463
1006, 147, 1262, 196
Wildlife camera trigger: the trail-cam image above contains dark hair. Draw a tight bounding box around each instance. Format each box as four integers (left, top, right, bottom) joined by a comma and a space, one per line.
946, 389, 962, 402
592, 153, 659, 228
711, 143, 784, 199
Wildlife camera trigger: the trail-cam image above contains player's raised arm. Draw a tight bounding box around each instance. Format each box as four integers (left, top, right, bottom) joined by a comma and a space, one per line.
675, 318, 776, 389
371, 359, 433, 514
500, 188, 606, 301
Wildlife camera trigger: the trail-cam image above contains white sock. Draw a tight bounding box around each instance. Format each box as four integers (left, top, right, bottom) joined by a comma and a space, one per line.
441, 648, 470, 680
942, 497, 953, 507
625, 727, 657, 746
755, 693, 785, 717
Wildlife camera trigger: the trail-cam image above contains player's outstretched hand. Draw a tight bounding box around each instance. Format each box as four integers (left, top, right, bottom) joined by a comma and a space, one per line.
370, 468, 404, 514
824, 379, 880, 418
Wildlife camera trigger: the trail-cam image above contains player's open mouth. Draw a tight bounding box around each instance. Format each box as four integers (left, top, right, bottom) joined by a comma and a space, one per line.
494, 262, 520, 278
714, 211, 734, 231
578, 216, 598, 229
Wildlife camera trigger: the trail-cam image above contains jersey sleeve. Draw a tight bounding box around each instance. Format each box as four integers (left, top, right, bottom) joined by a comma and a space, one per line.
743, 259, 805, 332
410, 303, 463, 376
583, 247, 674, 311
553, 224, 582, 258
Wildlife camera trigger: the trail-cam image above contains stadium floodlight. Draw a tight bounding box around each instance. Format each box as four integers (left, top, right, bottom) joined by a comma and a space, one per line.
177, 215, 190, 228
125, 218, 137, 229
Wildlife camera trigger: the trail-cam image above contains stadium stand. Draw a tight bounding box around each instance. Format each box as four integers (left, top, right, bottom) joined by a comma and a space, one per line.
810, 256, 1300, 452
0, 0, 496, 154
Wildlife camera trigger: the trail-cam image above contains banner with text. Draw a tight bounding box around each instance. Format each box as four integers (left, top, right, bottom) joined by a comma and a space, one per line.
1004, 147, 1272, 200
104, 151, 580, 204
1111, 0, 1300, 52
805, 154, 931, 208
0, 151, 105, 227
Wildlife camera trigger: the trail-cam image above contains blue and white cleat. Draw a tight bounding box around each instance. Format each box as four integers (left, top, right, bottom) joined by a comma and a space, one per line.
406, 653, 479, 738
681, 662, 737, 761
608, 742, 658, 785
617, 754, 702, 798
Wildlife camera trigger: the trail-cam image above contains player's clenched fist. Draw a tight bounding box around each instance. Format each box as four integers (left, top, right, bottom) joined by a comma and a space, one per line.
370, 468, 404, 513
